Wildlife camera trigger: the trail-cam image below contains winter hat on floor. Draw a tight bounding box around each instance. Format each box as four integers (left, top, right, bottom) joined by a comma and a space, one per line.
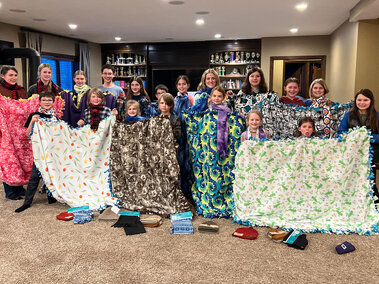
56, 212, 74, 221
336, 241, 355, 254
232, 227, 258, 240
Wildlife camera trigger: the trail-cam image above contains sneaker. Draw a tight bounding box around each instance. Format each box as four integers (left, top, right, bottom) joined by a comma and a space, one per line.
268, 228, 287, 243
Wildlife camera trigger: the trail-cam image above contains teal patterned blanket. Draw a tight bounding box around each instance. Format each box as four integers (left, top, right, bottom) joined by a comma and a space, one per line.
233, 128, 379, 234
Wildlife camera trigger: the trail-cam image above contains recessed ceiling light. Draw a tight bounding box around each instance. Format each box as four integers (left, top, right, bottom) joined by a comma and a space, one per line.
115, 37, 121, 41
196, 19, 204, 25
68, 24, 77, 30
0, 3, 2, 8
33, 18, 46, 22
234, 41, 238, 45
9, 9, 26, 13
214, 34, 222, 39
196, 11, 209, 15
295, 2, 308, 11
168, 1, 184, 5
290, 28, 299, 33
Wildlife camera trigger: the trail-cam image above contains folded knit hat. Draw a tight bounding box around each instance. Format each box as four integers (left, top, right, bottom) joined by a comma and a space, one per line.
198, 221, 219, 233
336, 241, 355, 254
232, 227, 258, 240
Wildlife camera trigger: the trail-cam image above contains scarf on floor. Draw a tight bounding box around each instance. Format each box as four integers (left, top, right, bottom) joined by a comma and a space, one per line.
0, 78, 24, 100
211, 103, 231, 158
89, 104, 103, 130
37, 79, 60, 96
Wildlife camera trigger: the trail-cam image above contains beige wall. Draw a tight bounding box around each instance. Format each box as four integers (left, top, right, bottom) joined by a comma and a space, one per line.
329, 20, 359, 104
355, 19, 379, 110
261, 35, 331, 94
88, 42, 102, 87
272, 60, 284, 97
0, 22, 23, 84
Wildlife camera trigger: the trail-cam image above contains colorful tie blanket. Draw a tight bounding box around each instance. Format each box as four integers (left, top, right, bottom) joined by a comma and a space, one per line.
0, 95, 63, 185
31, 115, 117, 210
110, 116, 191, 216
233, 128, 379, 235
183, 108, 245, 218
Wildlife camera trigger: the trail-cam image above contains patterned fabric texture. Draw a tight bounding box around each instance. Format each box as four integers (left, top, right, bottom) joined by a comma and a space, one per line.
110, 116, 191, 216
32, 115, 117, 210
260, 100, 352, 139
0, 95, 64, 185
233, 128, 379, 235
183, 109, 245, 218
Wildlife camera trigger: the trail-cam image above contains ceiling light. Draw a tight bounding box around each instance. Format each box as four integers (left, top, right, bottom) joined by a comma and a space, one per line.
0, 3, 2, 8
290, 28, 298, 33
196, 19, 204, 25
214, 34, 222, 39
9, 9, 26, 13
115, 37, 121, 41
234, 41, 238, 45
168, 1, 184, 5
196, 11, 209, 15
68, 24, 77, 30
33, 18, 46, 22
295, 2, 308, 11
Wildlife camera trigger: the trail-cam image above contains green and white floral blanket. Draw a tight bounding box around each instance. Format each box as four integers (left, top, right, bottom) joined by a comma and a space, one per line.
32, 115, 118, 210
233, 128, 379, 235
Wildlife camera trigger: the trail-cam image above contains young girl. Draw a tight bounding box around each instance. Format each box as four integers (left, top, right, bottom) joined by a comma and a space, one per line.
294, 117, 316, 138
126, 76, 150, 117
77, 88, 115, 130
241, 110, 270, 142
124, 100, 146, 122
61, 70, 91, 127
174, 75, 194, 118
339, 89, 379, 199
27, 63, 62, 97
280, 77, 306, 107
158, 93, 181, 146
305, 79, 333, 107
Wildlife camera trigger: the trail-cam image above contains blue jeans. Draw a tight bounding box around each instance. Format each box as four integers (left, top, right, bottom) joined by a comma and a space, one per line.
3, 182, 25, 198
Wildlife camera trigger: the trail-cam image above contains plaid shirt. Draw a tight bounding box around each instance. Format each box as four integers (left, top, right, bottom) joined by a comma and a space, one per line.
83, 106, 111, 124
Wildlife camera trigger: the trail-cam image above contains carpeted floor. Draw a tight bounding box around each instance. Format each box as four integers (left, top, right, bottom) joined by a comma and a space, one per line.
0, 184, 378, 284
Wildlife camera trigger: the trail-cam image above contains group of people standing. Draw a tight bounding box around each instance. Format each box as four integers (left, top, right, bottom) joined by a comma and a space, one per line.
0, 62, 378, 215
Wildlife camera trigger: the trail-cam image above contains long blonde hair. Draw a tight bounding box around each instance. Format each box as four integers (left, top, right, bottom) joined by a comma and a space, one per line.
197, 68, 221, 90
38, 63, 54, 92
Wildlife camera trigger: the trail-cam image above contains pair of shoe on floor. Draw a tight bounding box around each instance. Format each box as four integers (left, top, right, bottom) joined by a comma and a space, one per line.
14, 195, 57, 213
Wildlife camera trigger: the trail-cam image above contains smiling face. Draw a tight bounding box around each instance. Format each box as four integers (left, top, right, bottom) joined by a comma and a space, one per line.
355, 94, 371, 114
176, 79, 190, 94
39, 67, 52, 83
210, 90, 225, 105
130, 81, 141, 95
39, 97, 54, 110
89, 93, 102, 106
284, 82, 300, 99
74, 74, 86, 87
159, 99, 171, 115
127, 104, 138, 117
205, 73, 217, 89
1, 69, 18, 85
248, 113, 262, 131
311, 83, 325, 99
298, 122, 314, 138
101, 68, 114, 84
249, 71, 261, 89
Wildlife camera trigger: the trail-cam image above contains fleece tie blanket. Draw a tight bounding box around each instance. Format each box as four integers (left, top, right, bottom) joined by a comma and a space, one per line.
183, 108, 245, 218
110, 116, 191, 216
31, 115, 117, 210
0, 95, 64, 185
233, 127, 379, 235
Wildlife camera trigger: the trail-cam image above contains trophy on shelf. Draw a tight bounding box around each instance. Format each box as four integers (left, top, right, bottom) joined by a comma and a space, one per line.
235, 52, 240, 63
221, 66, 225, 76
220, 53, 224, 64
106, 56, 111, 64
126, 54, 133, 64
224, 52, 229, 63
142, 56, 146, 65
128, 67, 132, 76
139, 56, 142, 65
133, 66, 136, 76
227, 80, 233, 89
120, 67, 124, 76
230, 51, 234, 62
111, 54, 115, 65
210, 54, 215, 64
134, 54, 139, 65
251, 52, 256, 64
245, 52, 250, 63
215, 53, 220, 64
118, 54, 125, 65
241, 52, 245, 63
256, 52, 260, 63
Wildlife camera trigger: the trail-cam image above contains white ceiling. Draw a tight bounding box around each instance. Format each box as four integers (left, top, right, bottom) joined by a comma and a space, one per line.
0, 0, 378, 43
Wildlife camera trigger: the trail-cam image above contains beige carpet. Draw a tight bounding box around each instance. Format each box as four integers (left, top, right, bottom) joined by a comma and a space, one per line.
1, 185, 378, 284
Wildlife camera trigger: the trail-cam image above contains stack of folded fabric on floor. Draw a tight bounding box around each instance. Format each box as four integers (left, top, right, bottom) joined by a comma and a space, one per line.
140, 215, 163, 227
198, 221, 219, 234
98, 206, 120, 221
112, 212, 146, 235
68, 205, 93, 224
170, 212, 194, 235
